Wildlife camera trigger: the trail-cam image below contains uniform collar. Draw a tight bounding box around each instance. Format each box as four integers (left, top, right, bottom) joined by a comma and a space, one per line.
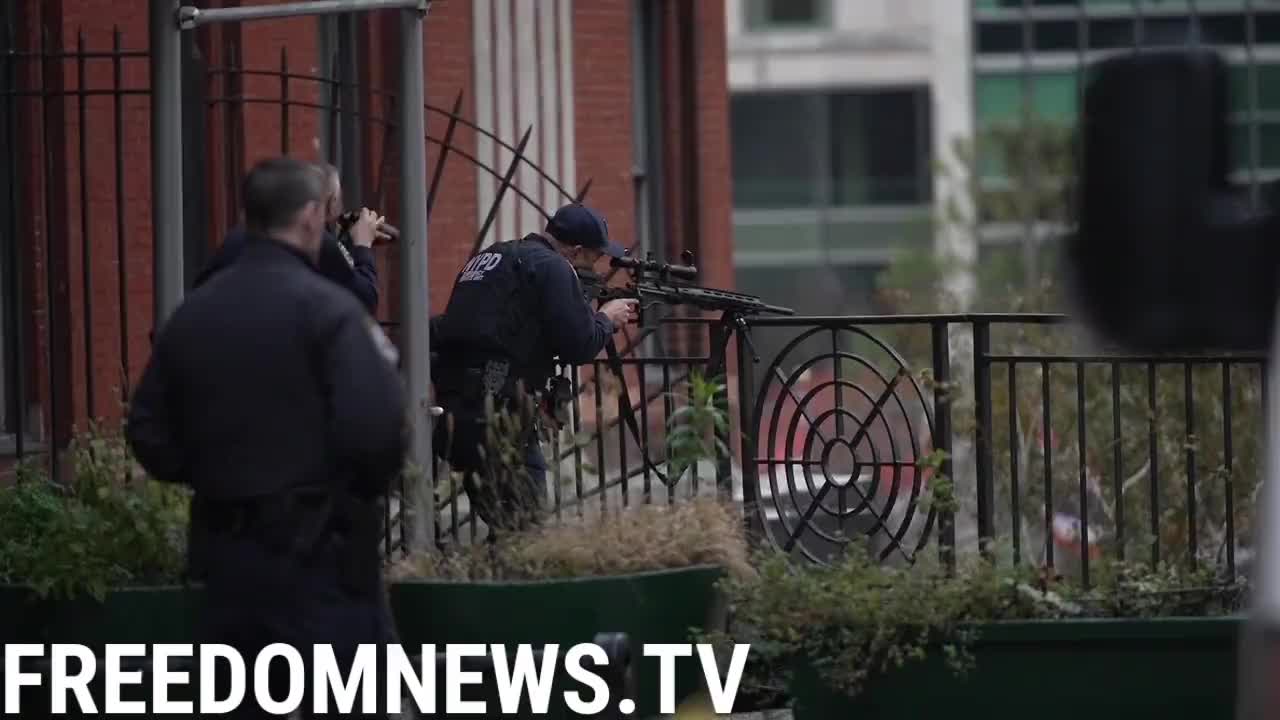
241, 232, 319, 268
524, 232, 553, 251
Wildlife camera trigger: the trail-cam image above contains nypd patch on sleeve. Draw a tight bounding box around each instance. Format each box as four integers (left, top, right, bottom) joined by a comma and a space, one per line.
366, 317, 399, 365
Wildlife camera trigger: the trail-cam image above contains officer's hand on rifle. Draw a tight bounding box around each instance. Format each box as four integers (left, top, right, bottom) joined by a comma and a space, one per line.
349, 208, 383, 248
600, 298, 639, 331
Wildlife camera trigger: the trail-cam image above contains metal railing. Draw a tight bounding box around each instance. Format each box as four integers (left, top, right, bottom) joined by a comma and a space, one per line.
415, 310, 1265, 582
0, 26, 1263, 581
0, 26, 589, 476
736, 313, 1265, 582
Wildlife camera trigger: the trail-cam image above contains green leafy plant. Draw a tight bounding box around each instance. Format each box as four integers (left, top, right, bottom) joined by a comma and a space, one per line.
665, 371, 731, 481
700, 547, 1247, 703
0, 426, 191, 601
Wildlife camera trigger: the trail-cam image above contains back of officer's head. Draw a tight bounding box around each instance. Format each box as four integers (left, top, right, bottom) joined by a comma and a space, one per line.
241, 157, 327, 255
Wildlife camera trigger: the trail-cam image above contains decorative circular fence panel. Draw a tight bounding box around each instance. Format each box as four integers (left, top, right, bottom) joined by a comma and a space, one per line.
749, 324, 938, 565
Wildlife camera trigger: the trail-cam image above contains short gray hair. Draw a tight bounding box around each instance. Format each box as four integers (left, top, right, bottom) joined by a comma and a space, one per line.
241, 157, 326, 233
317, 162, 341, 191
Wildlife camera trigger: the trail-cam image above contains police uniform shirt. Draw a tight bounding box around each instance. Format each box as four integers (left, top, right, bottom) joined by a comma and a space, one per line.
193, 226, 380, 314
435, 233, 616, 380
126, 236, 405, 501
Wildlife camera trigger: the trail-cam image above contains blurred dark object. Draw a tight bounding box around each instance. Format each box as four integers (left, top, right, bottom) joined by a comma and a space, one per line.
1072, 47, 1280, 352
336, 209, 399, 244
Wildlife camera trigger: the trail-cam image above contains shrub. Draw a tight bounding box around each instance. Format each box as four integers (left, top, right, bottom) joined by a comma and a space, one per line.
0, 428, 191, 601
701, 545, 1248, 703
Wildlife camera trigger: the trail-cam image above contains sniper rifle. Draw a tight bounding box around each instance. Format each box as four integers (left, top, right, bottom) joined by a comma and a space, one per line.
567, 251, 793, 488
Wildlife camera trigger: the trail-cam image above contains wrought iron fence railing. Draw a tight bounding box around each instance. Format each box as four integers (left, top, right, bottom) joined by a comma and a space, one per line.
0, 29, 1263, 581
402, 312, 1265, 587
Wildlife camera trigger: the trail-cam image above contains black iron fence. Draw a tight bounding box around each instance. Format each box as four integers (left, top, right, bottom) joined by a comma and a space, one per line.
735, 314, 1265, 583
418, 311, 1266, 586
0, 26, 1265, 581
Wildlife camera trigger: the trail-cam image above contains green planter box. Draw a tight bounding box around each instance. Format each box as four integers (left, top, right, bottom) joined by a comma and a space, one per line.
389, 564, 726, 719
790, 617, 1243, 720
0, 585, 204, 718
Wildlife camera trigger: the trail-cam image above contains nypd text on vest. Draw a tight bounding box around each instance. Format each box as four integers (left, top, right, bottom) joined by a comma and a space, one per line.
458, 252, 502, 283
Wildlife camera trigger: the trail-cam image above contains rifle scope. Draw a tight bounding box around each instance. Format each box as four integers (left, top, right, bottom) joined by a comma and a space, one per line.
609, 254, 698, 281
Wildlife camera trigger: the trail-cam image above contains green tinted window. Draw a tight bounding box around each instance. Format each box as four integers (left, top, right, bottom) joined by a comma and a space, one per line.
977, 72, 1079, 128
744, 0, 830, 31
977, 72, 1078, 178
977, 74, 1022, 129
1229, 64, 1280, 112
1228, 121, 1280, 171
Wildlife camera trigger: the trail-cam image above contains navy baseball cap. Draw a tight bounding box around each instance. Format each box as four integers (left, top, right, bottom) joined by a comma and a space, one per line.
546, 203, 626, 258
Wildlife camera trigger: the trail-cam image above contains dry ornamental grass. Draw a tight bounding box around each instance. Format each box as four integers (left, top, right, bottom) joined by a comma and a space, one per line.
386, 496, 754, 583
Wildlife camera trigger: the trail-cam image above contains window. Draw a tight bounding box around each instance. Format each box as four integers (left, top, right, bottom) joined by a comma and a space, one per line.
730, 88, 933, 210
743, 0, 830, 32
976, 71, 1079, 179
830, 90, 932, 206
730, 93, 821, 208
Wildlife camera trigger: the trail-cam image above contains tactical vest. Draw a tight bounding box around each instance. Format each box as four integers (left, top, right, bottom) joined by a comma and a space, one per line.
435, 236, 547, 394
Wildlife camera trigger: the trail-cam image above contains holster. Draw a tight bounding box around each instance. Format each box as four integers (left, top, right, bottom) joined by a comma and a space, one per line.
328, 491, 384, 599
200, 486, 381, 595
543, 374, 572, 430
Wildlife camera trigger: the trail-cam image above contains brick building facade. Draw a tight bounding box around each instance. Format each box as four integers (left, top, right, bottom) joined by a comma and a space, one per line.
0, 0, 733, 458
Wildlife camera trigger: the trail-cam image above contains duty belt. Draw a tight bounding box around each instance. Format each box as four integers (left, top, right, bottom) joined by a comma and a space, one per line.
202, 487, 334, 555
436, 359, 540, 403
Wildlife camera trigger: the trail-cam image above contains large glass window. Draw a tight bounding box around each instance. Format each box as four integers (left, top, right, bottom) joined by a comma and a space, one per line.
976, 3, 1280, 179
730, 93, 821, 209
731, 88, 933, 209
830, 90, 932, 206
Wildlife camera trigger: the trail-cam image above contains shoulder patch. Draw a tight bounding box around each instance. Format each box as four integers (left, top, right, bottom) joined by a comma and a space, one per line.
338, 242, 356, 268
366, 317, 399, 365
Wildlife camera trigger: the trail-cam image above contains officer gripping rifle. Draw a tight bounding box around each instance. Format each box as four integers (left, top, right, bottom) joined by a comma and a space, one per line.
572, 250, 795, 486
431, 203, 639, 536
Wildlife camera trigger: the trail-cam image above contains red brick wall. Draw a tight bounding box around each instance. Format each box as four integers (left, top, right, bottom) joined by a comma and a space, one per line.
6, 0, 732, 452
572, 1, 635, 256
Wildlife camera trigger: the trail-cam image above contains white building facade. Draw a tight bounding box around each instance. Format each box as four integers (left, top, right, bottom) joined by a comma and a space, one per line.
726, 0, 976, 316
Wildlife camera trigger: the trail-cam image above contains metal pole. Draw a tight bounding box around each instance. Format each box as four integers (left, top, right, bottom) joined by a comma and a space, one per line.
337, 12, 364, 209
398, 4, 433, 550
151, 0, 184, 327
1236, 303, 1280, 720
178, 0, 427, 29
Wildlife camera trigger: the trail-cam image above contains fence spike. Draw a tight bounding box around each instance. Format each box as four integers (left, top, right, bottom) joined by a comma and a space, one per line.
425, 89, 464, 218
470, 125, 533, 258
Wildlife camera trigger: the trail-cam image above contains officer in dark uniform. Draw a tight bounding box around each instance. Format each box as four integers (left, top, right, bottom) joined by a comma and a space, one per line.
193, 162, 387, 314
184, 163, 387, 591
125, 157, 405, 718
432, 202, 638, 534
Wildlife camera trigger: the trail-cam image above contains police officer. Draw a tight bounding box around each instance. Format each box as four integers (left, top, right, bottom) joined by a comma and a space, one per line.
125, 157, 405, 718
432, 202, 638, 535
194, 162, 387, 314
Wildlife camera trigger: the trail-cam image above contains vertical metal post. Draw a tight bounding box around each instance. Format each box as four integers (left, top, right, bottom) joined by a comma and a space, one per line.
1236, 303, 1280, 720
398, 5, 433, 551
736, 327, 763, 544
931, 320, 956, 573
150, 0, 184, 327
337, 12, 364, 208
973, 320, 994, 557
